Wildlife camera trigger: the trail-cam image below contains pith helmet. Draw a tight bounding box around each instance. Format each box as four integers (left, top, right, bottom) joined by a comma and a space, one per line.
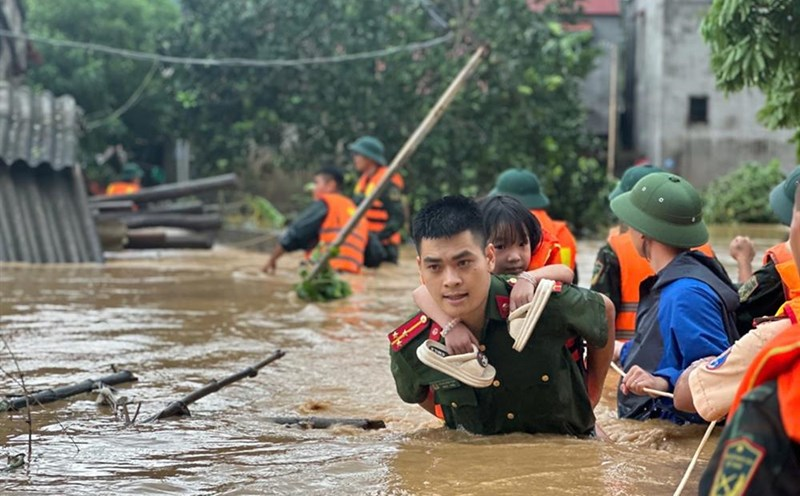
609, 165, 663, 201
347, 136, 387, 166
489, 168, 550, 209
120, 162, 143, 181
610, 173, 708, 249
769, 166, 800, 226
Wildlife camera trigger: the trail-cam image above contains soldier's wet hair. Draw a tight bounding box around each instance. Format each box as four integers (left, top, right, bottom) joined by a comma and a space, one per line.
412, 195, 486, 252
478, 195, 542, 252
315, 166, 345, 191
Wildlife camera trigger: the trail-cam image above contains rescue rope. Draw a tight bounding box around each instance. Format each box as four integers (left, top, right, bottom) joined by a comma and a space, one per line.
610, 361, 675, 399
673, 420, 718, 496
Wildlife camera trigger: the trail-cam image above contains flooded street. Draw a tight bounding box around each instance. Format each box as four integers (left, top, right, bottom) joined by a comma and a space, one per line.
0, 224, 787, 495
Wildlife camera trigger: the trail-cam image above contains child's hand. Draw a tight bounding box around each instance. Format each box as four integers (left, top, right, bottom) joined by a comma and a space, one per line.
444, 323, 478, 355
509, 276, 536, 312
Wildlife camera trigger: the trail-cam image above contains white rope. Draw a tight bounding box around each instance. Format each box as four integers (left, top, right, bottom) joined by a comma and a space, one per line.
673, 420, 718, 496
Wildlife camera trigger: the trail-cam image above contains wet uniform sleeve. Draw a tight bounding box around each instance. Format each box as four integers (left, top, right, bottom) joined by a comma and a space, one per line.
278, 200, 328, 252
699, 382, 800, 496
561, 285, 609, 348
390, 349, 428, 404
590, 244, 621, 314
735, 261, 786, 336
688, 319, 789, 422
377, 184, 405, 241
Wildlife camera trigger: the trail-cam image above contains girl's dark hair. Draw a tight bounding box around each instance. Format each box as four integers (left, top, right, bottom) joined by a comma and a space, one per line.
478, 195, 542, 249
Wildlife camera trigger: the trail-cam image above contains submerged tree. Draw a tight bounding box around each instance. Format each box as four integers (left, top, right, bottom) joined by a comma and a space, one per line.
702, 0, 800, 158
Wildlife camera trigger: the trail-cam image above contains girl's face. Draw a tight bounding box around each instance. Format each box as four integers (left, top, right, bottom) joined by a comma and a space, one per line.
491, 232, 532, 275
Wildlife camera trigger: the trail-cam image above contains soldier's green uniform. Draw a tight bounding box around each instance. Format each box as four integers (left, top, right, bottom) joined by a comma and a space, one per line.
699, 381, 800, 495
735, 261, 785, 336
590, 243, 622, 312
389, 275, 608, 436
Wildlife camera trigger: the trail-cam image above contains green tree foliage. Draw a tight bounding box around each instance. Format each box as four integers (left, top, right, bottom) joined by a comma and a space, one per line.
702, 0, 800, 157
24, 0, 180, 162
704, 161, 784, 223
167, 0, 609, 232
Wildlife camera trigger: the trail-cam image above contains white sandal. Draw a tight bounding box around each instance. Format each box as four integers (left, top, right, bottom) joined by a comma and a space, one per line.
507, 278, 556, 352
416, 339, 496, 388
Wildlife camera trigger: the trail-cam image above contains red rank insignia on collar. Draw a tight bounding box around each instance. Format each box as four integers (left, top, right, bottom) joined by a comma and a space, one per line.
553, 281, 563, 293
496, 296, 510, 319
388, 313, 430, 351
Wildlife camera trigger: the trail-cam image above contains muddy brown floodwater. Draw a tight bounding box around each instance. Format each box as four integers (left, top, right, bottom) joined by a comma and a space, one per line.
0, 224, 787, 495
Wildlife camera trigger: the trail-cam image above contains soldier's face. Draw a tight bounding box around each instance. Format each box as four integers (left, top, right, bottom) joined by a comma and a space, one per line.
629, 227, 648, 259
353, 154, 374, 173
417, 231, 495, 324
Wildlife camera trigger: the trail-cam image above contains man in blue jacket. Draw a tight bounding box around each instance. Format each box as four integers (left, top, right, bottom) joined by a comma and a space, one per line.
611, 173, 740, 424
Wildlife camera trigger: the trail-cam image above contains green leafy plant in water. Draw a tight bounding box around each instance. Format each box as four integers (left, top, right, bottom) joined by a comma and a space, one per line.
295, 245, 352, 302
245, 195, 286, 228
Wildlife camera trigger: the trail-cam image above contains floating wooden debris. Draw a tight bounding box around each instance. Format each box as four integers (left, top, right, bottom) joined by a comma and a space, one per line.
268, 417, 386, 430
0, 370, 138, 412
144, 350, 285, 422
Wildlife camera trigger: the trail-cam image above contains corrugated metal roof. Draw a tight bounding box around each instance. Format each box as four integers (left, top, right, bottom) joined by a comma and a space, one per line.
0, 80, 81, 170
0, 160, 103, 263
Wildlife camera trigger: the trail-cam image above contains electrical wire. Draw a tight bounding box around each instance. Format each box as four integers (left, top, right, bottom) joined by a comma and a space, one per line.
0, 29, 453, 68
85, 60, 158, 130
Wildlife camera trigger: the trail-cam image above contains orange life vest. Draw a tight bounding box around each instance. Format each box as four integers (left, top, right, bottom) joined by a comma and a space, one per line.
354, 167, 404, 246
729, 321, 800, 442
607, 230, 716, 340
763, 242, 800, 300
530, 210, 577, 270
527, 229, 563, 270
311, 193, 368, 274
105, 182, 140, 196
763, 241, 792, 265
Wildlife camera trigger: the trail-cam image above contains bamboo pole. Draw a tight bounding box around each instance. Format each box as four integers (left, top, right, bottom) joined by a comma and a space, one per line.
610, 361, 674, 399
673, 420, 717, 496
304, 45, 489, 282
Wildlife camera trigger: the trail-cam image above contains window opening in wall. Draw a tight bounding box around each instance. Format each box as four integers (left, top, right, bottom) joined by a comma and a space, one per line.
689, 96, 708, 124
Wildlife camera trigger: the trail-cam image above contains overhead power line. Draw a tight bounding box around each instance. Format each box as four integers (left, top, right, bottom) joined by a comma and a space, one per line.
0, 29, 453, 68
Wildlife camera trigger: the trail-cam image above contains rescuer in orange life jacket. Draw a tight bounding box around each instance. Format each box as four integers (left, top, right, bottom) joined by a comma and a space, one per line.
105, 163, 143, 196
262, 166, 369, 275
348, 136, 406, 265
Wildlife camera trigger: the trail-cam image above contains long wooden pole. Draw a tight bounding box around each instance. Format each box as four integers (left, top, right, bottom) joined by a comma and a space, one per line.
606, 44, 618, 178
305, 45, 489, 281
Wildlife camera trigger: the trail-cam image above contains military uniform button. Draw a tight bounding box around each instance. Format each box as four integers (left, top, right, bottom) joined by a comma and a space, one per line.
420, 315, 428, 323
479, 344, 486, 352
541, 374, 550, 382
509, 278, 517, 284
451, 402, 458, 408
507, 412, 515, 420
492, 380, 500, 387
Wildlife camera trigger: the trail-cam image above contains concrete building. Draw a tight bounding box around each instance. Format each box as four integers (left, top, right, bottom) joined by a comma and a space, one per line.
624, 0, 796, 186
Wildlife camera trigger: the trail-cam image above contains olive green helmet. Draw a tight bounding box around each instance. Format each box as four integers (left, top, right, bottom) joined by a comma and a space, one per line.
610, 172, 708, 249
769, 166, 800, 226
347, 136, 387, 166
608, 165, 663, 201
489, 168, 550, 209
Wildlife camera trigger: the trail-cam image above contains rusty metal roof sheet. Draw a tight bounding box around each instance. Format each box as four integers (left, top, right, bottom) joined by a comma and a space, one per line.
0, 80, 81, 170
0, 161, 103, 263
